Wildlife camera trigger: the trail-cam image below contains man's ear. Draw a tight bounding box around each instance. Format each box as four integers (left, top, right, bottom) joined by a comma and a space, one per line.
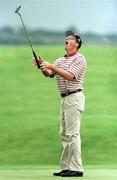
75, 42, 79, 49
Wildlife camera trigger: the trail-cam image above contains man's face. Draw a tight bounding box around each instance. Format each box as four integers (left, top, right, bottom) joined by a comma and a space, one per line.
65, 36, 78, 52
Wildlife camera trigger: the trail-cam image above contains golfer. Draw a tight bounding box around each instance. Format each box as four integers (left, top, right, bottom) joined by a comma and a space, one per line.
32, 31, 87, 177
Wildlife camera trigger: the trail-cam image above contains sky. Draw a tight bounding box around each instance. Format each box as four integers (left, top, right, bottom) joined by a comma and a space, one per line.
0, 0, 117, 35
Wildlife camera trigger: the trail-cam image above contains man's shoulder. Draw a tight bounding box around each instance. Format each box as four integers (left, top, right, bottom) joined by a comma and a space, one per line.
53, 56, 64, 65
77, 52, 86, 59
75, 52, 86, 63
57, 56, 64, 61
74, 53, 87, 69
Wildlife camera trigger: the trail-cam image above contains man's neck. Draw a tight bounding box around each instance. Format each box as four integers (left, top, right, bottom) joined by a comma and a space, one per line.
67, 49, 78, 57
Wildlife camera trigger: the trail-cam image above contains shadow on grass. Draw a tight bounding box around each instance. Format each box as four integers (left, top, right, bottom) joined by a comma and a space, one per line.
0, 165, 117, 180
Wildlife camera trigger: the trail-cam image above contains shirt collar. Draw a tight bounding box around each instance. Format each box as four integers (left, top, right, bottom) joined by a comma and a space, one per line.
64, 50, 78, 58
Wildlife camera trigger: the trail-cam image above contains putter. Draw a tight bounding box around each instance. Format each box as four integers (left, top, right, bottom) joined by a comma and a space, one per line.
15, 5, 41, 68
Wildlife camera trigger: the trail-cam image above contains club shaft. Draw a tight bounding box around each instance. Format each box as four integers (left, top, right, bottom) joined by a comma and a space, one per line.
18, 14, 40, 68
19, 14, 33, 50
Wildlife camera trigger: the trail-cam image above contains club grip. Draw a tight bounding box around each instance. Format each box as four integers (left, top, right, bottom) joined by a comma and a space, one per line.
33, 50, 41, 69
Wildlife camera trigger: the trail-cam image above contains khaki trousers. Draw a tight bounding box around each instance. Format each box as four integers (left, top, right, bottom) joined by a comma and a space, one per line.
60, 92, 85, 172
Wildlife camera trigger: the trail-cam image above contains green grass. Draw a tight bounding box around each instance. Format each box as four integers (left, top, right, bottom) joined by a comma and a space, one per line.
0, 166, 117, 180
0, 45, 117, 167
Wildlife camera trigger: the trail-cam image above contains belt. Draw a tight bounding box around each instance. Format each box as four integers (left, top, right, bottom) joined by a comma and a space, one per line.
61, 89, 82, 98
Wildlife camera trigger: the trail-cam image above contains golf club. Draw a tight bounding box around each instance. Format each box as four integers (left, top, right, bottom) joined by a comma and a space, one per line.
15, 5, 41, 68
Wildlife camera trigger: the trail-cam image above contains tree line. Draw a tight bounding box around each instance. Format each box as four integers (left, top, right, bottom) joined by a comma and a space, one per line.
0, 26, 116, 45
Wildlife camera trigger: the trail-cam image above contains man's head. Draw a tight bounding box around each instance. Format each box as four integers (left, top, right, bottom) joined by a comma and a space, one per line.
65, 31, 82, 52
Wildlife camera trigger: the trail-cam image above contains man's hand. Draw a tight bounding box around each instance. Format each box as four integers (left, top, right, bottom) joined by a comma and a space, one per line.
32, 58, 54, 77
40, 61, 52, 71
40, 61, 54, 77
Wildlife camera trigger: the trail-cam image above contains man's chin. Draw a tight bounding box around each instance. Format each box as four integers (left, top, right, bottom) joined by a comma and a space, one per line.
65, 46, 68, 51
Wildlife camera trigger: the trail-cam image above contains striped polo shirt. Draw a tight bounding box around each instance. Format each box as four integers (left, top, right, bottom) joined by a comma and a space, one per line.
54, 52, 87, 93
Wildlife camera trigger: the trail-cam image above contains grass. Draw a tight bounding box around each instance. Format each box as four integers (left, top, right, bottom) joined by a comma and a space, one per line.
0, 45, 117, 167
0, 166, 117, 180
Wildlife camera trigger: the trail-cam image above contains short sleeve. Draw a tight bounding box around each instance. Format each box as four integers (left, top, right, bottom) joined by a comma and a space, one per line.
67, 57, 87, 79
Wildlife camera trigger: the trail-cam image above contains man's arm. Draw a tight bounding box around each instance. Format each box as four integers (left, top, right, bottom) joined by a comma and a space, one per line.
41, 68, 55, 77
40, 61, 75, 80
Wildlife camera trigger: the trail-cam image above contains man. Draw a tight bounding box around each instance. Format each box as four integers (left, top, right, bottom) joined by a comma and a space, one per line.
33, 31, 87, 177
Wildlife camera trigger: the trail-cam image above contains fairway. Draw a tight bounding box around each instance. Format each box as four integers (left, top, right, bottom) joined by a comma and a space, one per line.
0, 45, 117, 169
0, 166, 117, 180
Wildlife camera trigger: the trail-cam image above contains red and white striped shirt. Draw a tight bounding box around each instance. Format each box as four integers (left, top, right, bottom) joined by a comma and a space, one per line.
54, 52, 87, 93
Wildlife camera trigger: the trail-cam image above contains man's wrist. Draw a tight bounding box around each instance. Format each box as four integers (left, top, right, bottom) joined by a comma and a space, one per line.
50, 64, 55, 71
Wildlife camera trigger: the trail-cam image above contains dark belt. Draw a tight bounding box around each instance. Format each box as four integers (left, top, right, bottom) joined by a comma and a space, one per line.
61, 89, 82, 98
